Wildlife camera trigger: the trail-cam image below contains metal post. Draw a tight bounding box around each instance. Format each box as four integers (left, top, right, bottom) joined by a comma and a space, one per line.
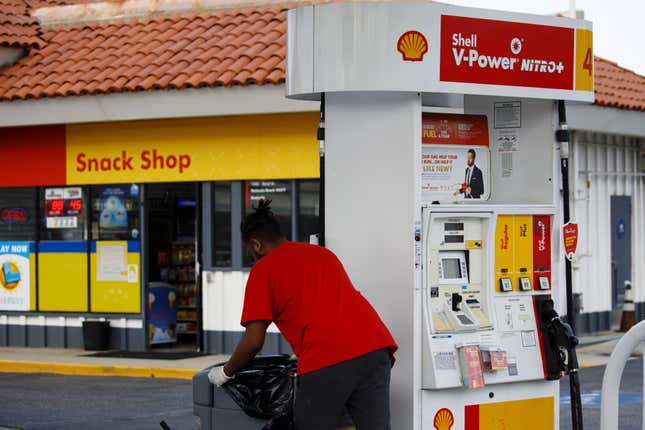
318, 93, 326, 247
557, 100, 583, 430
557, 100, 576, 334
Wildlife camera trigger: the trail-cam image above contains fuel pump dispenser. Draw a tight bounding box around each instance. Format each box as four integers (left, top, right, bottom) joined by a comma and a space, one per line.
285, 2, 593, 429
422, 213, 549, 390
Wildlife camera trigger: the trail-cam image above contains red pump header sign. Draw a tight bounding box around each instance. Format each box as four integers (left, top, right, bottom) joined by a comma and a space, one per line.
439, 15, 593, 93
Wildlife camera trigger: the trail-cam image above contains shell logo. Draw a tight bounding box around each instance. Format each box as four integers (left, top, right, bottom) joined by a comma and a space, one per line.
397, 30, 428, 62
433, 408, 454, 430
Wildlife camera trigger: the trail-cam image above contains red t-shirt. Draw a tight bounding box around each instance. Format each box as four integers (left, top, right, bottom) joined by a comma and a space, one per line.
241, 242, 397, 375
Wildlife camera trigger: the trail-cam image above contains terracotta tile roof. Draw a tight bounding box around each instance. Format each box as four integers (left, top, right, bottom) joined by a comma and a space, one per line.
0, 4, 643, 114
25, 0, 101, 7
0, 0, 43, 48
594, 57, 645, 111
0, 6, 286, 100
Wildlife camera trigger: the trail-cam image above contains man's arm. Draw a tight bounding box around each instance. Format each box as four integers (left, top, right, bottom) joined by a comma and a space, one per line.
223, 320, 270, 376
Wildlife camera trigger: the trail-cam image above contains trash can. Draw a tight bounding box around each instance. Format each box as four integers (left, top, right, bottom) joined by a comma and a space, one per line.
193, 355, 354, 430
82, 320, 111, 351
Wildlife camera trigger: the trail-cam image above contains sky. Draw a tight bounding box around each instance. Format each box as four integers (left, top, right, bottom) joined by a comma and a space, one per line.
441, 0, 645, 76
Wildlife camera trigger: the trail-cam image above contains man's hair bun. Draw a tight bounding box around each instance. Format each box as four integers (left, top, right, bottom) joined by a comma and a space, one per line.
255, 199, 273, 216
241, 199, 283, 243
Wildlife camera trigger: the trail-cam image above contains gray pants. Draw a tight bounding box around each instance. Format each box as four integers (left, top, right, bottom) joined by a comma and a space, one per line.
294, 348, 391, 430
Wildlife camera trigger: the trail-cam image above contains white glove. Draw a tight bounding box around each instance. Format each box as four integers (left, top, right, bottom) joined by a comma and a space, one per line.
208, 365, 234, 387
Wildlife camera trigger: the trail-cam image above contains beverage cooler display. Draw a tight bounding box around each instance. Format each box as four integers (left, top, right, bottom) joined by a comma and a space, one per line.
158, 242, 197, 335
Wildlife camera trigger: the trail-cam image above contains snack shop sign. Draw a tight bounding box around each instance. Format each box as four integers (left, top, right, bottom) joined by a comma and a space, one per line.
67, 144, 202, 184
75, 149, 192, 175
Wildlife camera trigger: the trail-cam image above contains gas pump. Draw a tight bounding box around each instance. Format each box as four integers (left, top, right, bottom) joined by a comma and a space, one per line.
420, 207, 563, 425
284, 2, 594, 429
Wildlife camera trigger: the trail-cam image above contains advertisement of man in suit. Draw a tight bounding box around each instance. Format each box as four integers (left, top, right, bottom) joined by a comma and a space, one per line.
454, 148, 484, 199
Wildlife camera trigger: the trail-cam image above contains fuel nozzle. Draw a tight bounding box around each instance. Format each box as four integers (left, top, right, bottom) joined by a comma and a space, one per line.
541, 298, 560, 323
540, 298, 579, 370
451, 293, 463, 312
538, 296, 584, 430
541, 299, 577, 345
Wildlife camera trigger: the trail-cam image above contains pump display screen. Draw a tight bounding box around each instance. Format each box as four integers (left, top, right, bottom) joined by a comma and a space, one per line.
442, 258, 462, 279
438, 251, 469, 283
445, 223, 464, 231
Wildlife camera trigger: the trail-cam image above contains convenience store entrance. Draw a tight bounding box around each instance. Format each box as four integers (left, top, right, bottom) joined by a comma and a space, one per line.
146, 183, 201, 351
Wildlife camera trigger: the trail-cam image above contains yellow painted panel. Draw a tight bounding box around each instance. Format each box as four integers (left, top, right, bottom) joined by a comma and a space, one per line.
479, 397, 554, 430
38, 253, 88, 312
575, 29, 594, 92
66, 113, 320, 185
513, 215, 534, 290
495, 215, 514, 292
90, 252, 141, 313
29, 254, 36, 311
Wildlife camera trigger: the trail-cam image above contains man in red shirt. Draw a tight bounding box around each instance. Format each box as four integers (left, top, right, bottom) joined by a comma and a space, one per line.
208, 200, 397, 429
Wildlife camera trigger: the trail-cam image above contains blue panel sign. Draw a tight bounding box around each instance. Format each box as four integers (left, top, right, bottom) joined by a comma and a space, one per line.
617, 218, 626, 239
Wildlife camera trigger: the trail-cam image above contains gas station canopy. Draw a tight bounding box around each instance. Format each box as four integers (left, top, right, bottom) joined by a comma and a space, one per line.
287, 2, 594, 102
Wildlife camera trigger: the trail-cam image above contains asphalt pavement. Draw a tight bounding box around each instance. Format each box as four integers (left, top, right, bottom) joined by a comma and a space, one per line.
0, 373, 195, 430
560, 358, 643, 430
0, 361, 643, 430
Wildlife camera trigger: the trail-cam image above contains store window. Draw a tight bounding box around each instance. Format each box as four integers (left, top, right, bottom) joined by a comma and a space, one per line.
208, 179, 320, 270
298, 180, 320, 243
245, 180, 292, 238
213, 182, 232, 267
244, 180, 292, 266
90, 184, 141, 241
0, 187, 37, 241
40, 187, 87, 241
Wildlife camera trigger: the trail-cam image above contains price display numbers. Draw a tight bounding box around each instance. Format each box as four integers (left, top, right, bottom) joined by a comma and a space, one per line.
46, 199, 83, 216
46, 199, 64, 217
66, 199, 83, 215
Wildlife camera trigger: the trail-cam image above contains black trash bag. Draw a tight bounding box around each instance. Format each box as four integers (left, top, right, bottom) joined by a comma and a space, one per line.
262, 412, 296, 430
222, 355, 297, 420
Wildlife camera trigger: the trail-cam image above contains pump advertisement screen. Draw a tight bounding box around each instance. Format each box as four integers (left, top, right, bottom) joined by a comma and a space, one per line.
421, 113, 490, 201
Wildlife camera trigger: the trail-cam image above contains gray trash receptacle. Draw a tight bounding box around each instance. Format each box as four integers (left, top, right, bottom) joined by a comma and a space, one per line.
193, 358, 354, 430
82, 320, 110, 351
193, 366, 267, 430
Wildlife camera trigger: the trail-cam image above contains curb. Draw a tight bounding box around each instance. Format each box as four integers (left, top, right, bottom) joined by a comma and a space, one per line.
0, 360, 199, 380
579, 360, 608, 369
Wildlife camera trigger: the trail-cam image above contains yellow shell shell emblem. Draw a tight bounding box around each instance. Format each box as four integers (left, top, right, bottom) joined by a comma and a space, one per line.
397, 30, 428, 62
433, 408, 454, 430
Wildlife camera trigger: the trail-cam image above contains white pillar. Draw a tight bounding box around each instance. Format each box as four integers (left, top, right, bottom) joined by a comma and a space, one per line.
326, 92, 422, 430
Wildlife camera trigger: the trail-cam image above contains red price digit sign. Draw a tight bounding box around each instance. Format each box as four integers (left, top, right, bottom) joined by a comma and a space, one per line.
69, 199, 82, 212
49, 199, 64, 215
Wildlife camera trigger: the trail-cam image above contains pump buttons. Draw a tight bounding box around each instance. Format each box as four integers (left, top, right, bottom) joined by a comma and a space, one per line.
519, 277, 532, 291
499, 278, 513, 292
538, 277, 551, 290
